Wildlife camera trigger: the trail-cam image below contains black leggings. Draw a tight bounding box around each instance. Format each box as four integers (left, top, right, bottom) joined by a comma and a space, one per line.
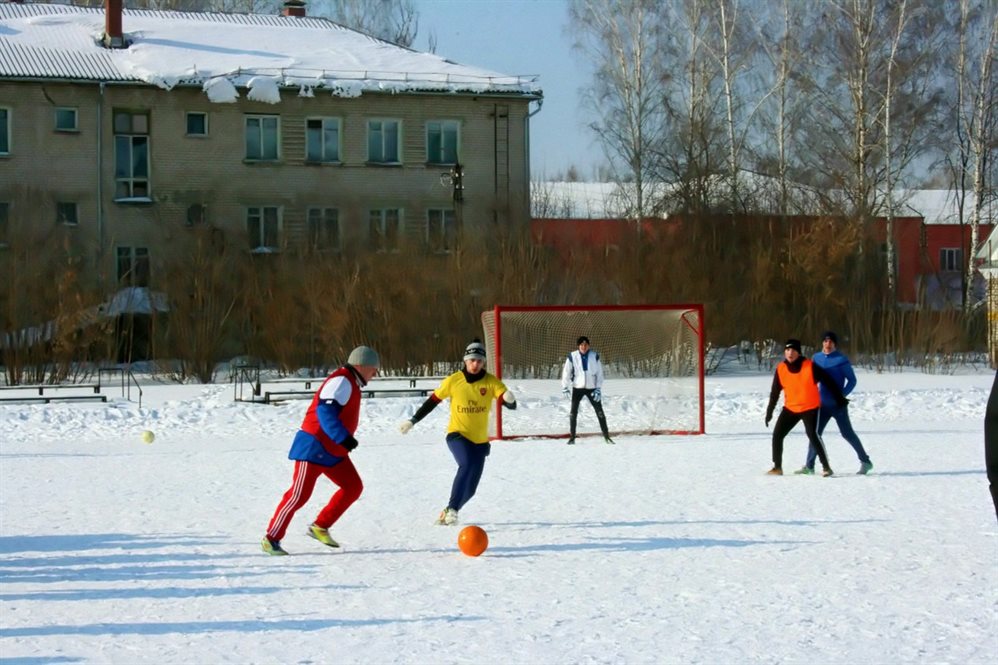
772, 407, 829, 470
570, 388, 610, 438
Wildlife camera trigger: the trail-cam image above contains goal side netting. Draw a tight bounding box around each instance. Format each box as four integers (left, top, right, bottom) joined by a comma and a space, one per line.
481, 305, 705, 440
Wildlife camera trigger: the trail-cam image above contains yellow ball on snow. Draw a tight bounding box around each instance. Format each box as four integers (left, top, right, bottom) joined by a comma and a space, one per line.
141, 430, 155, 444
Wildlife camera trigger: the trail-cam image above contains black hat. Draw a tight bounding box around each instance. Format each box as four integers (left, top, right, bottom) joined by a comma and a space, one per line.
784, 339, 802, 353
577, 336, 590, 346
821, 331, 838, 345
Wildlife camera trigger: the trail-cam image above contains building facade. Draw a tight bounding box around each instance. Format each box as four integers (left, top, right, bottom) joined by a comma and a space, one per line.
0, 2, 541, 293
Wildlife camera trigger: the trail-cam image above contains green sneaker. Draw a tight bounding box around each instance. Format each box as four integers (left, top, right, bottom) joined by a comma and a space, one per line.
307, 524, 340, 548
792, 467, 815, 475
261, 537, 288, 556
858, 461, 873, 475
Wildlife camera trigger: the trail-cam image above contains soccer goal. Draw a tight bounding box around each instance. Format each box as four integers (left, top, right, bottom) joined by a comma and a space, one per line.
480, 304, 706, 440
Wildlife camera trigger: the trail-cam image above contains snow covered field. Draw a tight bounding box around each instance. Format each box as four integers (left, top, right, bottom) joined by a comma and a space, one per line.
1, 365, 996, 664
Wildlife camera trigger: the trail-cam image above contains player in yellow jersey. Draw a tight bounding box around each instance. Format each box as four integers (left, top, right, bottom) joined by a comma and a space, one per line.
398, 339, 517, 525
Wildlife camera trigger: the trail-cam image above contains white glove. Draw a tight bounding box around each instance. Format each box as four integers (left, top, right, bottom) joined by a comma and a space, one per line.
502, 390, 516, 404
398, 420, 414, 435
592, 388, 601, 403
562, 387, 570, 396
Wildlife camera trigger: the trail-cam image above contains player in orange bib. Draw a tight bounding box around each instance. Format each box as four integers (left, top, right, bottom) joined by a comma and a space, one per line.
764, 339, 848, 476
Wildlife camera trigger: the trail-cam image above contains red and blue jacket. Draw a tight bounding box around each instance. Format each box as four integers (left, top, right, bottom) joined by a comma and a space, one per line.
288, 365, 364, 467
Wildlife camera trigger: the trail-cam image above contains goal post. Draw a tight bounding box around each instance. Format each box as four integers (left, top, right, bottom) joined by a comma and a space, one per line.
481, 304, 706, 440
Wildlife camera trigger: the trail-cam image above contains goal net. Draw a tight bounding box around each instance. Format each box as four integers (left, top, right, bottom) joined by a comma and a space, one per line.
481, 305, 705, 440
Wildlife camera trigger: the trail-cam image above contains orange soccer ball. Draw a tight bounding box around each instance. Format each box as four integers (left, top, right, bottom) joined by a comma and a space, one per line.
457, 525, 489, 557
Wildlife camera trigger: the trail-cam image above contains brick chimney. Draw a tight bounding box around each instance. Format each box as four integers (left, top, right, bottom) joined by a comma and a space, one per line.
281, 1, 307, 18
103, 0, 125, 49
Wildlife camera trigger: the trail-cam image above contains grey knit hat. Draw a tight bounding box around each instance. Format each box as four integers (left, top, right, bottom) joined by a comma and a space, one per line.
347, 345, 379, 367
463, 339, 486, 361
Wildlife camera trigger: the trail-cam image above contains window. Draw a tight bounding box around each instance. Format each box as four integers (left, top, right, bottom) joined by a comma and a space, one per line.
426, 120, 459, 164
55, 108, 78, 132
116, 246, 150, 287
367, 119, 400, 164
940, 248, 962, 272
245, 115, 279, 161
114, 110, 150, 199
0, 202, 9, 248
56, 202, 78, 226
307, 208, 341, 252
369, 208, 401, 253
186, 204, 207, 227
0, 107, 9, 155
246, 206, 281, 251
427, 208, 456, 253
186, 112, 208, 136
305, 117, 341, 163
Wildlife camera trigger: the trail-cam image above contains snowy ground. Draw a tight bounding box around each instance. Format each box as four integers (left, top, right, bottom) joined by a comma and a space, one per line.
1, 364, 996, 664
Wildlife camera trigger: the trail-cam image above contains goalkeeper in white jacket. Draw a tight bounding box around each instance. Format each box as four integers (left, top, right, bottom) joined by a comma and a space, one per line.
561, 336, 614, 445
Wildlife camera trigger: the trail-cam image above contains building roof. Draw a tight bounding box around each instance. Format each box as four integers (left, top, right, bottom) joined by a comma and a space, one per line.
0, 2, 541, 101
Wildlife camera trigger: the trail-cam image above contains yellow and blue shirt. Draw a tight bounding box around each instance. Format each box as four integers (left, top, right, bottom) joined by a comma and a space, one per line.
433, 371, 509, 444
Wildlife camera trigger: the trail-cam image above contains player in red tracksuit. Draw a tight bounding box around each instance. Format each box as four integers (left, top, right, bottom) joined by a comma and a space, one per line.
262, 346, 379, 555
764, 338, 847, 477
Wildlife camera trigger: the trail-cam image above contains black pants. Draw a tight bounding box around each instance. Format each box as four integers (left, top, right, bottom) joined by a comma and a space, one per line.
570, 388, 610, 438
772, 407, 830, 470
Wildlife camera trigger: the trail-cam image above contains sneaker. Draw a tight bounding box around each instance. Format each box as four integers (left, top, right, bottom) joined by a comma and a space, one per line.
566, 437, 576, 445
261, 536, 288, 556
604, 437, 616, 445
306, 523, 340, 548
766, 467, 783, 475
792, 467, 815, 475
822, 468, 834, 477
858, 461, 873, 475
435, 507, 458, 526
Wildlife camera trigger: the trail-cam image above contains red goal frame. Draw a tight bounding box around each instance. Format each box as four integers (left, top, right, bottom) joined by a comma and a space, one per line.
482, 304, 706, 440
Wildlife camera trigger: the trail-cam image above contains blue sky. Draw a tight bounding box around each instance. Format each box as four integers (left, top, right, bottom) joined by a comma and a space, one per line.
414, 0, 599, 179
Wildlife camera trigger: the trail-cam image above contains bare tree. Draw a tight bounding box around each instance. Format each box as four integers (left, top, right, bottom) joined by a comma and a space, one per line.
949, 0, 998, 312
312, 0, 419, 46
569, 0, 670, 222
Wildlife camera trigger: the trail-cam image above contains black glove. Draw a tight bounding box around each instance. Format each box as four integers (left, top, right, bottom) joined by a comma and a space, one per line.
341, 435, 358, 452
765, 410, 773, 428
837, 397, 850, 407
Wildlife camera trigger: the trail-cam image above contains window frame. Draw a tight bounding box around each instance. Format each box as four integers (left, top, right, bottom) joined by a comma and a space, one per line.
306, 207, 341, 252
245, 114, 280, 162
116, 246, 150, 287
186, 111, 208, 137
0, 107, 10, 155
366, 118, 401, 165
246, 205, 282, 252
113, 110, 151, 201
305, 117, 342, 163
55, 107, 79, 133
426, 207, 457, 254
56, 202, 79, 226
369, 207, 402, 253
0, 201, 9, 249
186, 203, 207, 227
426, 119, 460, 165
940, 247, 963, 272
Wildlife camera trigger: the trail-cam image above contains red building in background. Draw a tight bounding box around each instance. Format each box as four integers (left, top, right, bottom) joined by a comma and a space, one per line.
531, 215, 993, 308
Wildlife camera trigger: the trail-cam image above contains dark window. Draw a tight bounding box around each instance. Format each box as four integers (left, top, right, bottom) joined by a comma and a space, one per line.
55, 108, 78, 132
117, 246, 150, 287
307, 207, 340, 251
114, 110, 150, 199
56, 202, 78, 226
186, 112, 208, 136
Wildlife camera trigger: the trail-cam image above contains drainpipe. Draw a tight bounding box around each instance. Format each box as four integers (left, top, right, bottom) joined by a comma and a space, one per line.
526, 98, 543, 219
97, 81, 105, 291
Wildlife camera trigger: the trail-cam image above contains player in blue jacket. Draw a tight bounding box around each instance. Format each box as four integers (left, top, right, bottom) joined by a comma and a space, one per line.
795, 331, 873, 475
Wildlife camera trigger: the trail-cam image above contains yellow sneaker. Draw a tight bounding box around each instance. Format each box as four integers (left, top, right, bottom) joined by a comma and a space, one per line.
261, 536, 289, 556
306, 524, 340, 548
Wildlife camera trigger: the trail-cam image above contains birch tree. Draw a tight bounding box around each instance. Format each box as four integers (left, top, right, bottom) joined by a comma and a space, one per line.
569, 0, 670, 222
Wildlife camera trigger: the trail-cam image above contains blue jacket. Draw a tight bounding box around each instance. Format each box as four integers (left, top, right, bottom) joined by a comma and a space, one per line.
811, 350, 856, 407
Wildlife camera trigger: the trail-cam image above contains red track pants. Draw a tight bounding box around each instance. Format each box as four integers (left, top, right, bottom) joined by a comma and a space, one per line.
266, 457, 363, 541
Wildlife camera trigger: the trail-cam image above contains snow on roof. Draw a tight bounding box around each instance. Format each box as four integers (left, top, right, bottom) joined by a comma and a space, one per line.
0, 2, 542, 101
